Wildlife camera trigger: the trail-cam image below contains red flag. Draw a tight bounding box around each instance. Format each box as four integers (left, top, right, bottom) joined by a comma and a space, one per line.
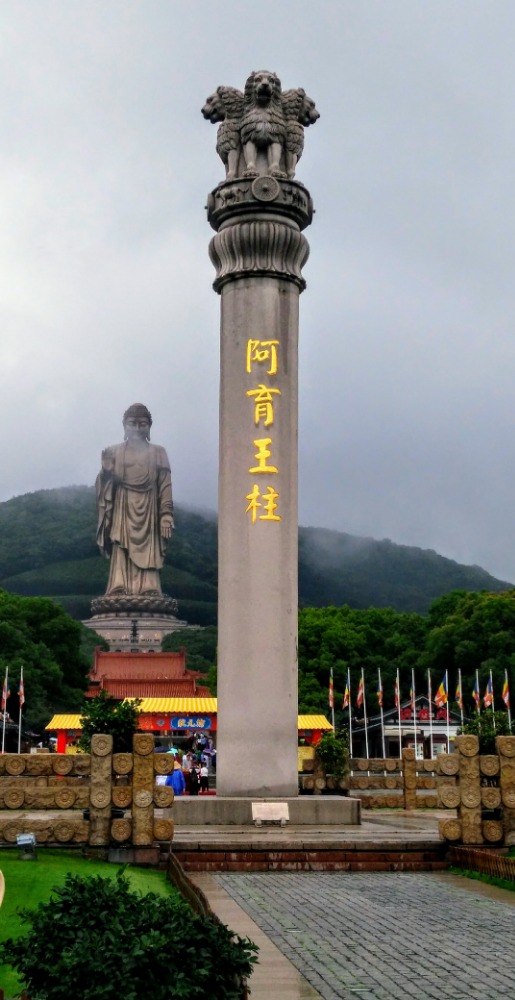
328, 671, 334, 710
503, 674, 510, 709
394, 675, 400, 709
342, 682, 350, 710
356, 677, 364, 708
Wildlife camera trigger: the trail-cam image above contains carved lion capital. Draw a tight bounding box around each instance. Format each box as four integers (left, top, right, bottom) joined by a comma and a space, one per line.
202, 70, 319, 182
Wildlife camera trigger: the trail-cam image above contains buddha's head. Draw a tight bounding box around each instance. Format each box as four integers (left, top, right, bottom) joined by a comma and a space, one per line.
123, 403, 152, 442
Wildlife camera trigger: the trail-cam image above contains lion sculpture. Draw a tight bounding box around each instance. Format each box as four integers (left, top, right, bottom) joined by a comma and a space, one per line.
282, 88, 320, 179
201, 86, 244, 182
202, 70, 319, 181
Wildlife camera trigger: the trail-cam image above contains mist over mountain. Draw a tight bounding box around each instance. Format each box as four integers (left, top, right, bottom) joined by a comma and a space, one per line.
0, 486, 510, 624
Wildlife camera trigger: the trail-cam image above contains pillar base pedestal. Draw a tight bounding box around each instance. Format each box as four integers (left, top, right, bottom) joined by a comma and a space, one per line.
83, 609, 193, 652
171, 796, 361, 826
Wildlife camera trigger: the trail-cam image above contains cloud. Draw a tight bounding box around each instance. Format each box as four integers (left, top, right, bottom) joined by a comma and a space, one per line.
0, 2, 514, 581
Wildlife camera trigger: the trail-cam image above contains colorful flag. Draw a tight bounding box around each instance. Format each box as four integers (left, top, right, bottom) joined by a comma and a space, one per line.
435, 675, 448, 708
1, 674, 9, 713
328, 670, 334, 710
410, 681, 416, 713
342, 680, 350, 710
356, 677, 364, 708
18, 673, 25, 708
377, 671, 383, 708
472, 676, 480, 712
503, 674, 510, 709
484, 675, 493, 709
394, 675, 400, 709
455, 678, 463, 711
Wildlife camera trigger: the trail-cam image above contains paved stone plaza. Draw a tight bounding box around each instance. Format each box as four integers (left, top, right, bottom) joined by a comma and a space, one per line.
215, 870, 515, 1000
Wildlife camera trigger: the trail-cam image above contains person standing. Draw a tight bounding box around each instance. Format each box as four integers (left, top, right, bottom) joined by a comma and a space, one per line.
189, 764, 200, 796
199, 762, 209, 794
165, 761, 186, 797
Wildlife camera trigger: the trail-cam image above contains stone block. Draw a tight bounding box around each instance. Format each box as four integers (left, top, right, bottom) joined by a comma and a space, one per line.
89, 734, 113, 846
252, 802, 289, 826
108, 846, 160, 865
132, 734, 155, 846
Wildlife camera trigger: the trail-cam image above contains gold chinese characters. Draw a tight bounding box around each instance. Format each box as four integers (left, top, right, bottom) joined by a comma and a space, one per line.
245, 339, 282, 522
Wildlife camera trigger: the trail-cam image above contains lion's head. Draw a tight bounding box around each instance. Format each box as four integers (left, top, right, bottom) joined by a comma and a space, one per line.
244, 70, 282, 107
298, 91, 320, 128
201, 88, 225, 124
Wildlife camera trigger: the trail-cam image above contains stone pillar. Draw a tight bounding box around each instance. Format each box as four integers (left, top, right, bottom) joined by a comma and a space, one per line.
455, 734, 483, 845
402, 748, 417, 810
89, 734, 113, 847
496, 735, 515, 845
131, 733, 155, 846
208, 178, 313, 797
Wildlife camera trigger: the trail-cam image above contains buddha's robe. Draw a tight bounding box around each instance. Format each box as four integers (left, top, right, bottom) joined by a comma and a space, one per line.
96, 441, 173, 596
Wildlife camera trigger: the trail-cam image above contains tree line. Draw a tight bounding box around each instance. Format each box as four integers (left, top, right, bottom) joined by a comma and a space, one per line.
3, 586, 515, 733
166, 589, 515, 721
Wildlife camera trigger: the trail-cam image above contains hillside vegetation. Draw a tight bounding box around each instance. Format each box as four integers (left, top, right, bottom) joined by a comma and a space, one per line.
0, 485, 510, 624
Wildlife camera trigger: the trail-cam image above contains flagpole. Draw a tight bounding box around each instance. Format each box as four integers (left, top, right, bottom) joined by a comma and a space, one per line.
396, 668, 402, 759
17, 666, 23, 754
378, 668, 386, 761
506, 670, 512, 733
428, 669, 434, 760
445, 669, 450, 753
411, 668, 417, 758
1, 667, 8, 755
362, 668, 369, 761
458, 668, 464, 729
347, 669, 353, 762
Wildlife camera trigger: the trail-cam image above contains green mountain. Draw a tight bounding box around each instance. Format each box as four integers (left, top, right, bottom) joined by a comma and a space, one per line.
0, 486, 510, 623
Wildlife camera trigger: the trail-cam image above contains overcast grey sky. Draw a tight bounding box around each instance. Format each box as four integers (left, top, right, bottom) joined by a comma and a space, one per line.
1, 2, 515, 581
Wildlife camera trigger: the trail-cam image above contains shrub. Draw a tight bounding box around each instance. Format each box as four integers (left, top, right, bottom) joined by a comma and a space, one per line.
315, 729, 349, 779
78, 690, 141, 753
0, 871, 258, 1000
458, 710, 511, 754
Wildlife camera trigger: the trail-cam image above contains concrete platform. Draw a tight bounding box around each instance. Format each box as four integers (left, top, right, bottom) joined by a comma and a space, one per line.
171, 795, 360, 826
170, 811, 450, 872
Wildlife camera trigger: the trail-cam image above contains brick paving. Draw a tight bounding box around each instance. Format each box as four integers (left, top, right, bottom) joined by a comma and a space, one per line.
215, 871, 515, 1000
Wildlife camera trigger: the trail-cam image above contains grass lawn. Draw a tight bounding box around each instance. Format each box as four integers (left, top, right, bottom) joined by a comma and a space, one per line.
0, 848, 177, 998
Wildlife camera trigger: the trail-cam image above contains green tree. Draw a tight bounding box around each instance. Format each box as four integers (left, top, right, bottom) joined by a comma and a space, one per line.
79, 623, 109, 665
315, 729, 349, 779
298, 604, 428, 713
459, 710, 511, 754
298, 673, 327, 714
421, 590, 515, 715
205, 663, 217, 696
297, 594, 515, 724
162, 626, 217, 671
78, 691, 141, 753
0, 590, 89, 731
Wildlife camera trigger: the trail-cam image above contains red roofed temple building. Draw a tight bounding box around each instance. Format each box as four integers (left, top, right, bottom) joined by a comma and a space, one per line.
87, 648, 211, 702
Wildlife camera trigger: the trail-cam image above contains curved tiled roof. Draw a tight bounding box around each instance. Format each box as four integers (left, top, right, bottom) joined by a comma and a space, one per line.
46, 706, 332, 730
